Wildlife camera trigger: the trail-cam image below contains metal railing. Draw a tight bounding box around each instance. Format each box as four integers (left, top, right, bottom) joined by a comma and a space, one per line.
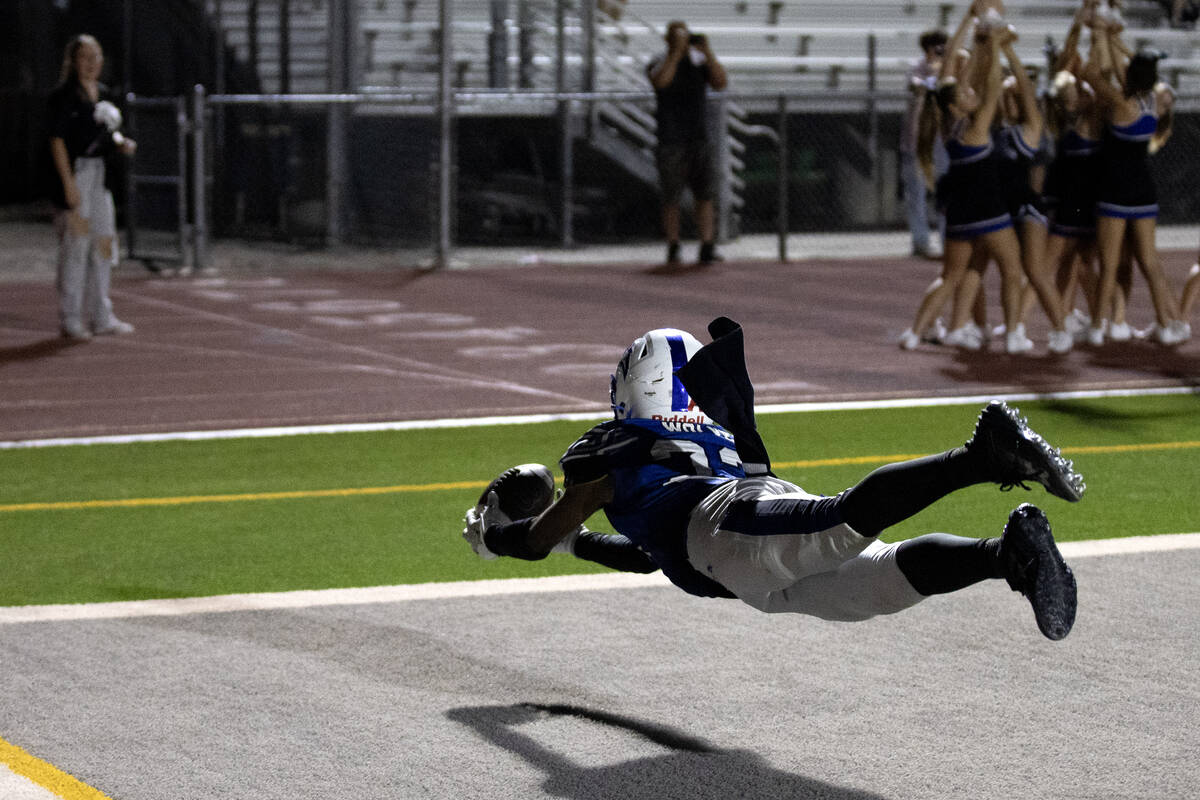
123, 95, 193, 270
185, 86, 805, 270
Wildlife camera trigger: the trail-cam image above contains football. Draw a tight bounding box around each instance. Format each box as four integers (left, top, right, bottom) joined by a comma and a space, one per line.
477, 463, 556, 521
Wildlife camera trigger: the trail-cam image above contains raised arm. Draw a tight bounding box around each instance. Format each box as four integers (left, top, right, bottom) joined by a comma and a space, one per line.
648, 25, 690, 89
1055, 0, 1094, 73
965, 28, 1005, 143
1149, 81, 1176, 154
1001, 30, 1044, 144
940, 0, 980, 82
1080, 12, 1122, 111
697, 35, 728, 91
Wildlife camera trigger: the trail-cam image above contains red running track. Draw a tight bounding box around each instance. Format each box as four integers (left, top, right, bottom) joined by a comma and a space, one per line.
2, 254, 1197, 442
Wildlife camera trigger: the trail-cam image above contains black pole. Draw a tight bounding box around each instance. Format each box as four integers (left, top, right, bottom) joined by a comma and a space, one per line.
777, 95, 788, 263
248, 0, 259, 84
280, 0, 291, 93
122, 0, 133, 93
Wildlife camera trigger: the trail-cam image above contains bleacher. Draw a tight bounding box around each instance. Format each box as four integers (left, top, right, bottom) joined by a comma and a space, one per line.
202, 1, 1199, 99
352, 0, 1199, 96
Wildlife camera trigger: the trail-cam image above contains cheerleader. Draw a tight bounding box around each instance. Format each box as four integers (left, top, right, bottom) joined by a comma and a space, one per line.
1083, 13, 1190, 345
954, 36, 1073, 353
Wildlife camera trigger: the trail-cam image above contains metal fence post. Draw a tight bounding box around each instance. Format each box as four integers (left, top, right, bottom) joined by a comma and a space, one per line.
715, 94, 731, 243
559, 100, 575, 248
778, 95, 788, 262
124, 92, 139, 262
192, 85, 208, 273
326, 0, 350, 246
489, 0, 509, 87
582, 0, 596, 93
517, 0, 534, 89
867, 32, 882, 223
177, 95, 193, 272
557, 1, 573, 248
435, 0, 454, 269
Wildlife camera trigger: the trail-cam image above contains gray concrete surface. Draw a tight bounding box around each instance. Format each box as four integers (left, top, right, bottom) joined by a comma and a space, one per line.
1, 549, 1196, 799
4, 214, 1198, 282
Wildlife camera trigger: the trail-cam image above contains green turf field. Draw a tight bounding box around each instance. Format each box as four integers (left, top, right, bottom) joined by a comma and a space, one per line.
2, 395, 1197, 607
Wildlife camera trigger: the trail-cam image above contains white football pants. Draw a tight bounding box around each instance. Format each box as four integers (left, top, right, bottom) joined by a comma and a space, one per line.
686, 477, 925, 621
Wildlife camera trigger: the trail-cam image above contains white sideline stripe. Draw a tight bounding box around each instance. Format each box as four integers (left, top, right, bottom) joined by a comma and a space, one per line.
2, 385, 1197, 449
2, 533, 1197, 625
0, 572, 671, 625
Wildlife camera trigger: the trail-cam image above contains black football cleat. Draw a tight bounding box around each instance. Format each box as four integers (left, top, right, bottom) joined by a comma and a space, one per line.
999, 504, 1077, 641
967, 401, 1085, 502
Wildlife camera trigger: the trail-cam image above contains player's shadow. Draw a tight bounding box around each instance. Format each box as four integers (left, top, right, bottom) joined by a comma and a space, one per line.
0, 336, 83, 366
447, 703, 887, 800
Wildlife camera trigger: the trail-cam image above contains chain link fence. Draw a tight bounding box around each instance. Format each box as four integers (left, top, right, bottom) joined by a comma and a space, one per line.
122, 85, 1200, 270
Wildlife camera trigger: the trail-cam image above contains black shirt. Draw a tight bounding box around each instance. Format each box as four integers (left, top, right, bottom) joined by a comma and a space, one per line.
46, 80, 121, 207
47, 80, 121, 162
647, 54, 712, 145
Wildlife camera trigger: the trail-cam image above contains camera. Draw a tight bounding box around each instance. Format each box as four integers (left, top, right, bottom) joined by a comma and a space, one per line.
688, 33, 706, 45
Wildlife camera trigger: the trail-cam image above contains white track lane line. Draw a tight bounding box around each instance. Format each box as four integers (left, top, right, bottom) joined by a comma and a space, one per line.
4, 385, 1196, 449
1, 533, 1196, 625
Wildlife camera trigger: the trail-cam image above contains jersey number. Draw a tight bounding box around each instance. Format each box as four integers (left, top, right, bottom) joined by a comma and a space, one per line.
649, 440, 741, 476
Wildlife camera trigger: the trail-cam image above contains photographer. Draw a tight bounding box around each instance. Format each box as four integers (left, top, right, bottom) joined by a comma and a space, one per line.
647, 21, 727, 265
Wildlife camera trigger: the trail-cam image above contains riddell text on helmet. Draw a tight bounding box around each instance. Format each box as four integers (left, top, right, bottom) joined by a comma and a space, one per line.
653, 414, 710, 429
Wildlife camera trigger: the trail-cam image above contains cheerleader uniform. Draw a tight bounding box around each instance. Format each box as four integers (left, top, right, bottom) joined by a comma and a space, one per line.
996, 123, 1048, 228
1044, 129, 1102, 239
1095, 93, 1159, 220
937, 118, 1014, 240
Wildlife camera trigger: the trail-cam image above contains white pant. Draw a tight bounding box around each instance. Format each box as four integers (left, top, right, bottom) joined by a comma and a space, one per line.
686, 477, 925, 621
57, 157, 118, 333
901, 149, 947, 250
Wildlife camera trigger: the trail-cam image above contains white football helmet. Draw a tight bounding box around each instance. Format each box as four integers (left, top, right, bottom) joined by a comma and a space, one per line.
610, 328, 709, 423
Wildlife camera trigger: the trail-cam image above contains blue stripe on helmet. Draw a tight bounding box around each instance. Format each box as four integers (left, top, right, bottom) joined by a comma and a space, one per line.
666, 334, 690, 412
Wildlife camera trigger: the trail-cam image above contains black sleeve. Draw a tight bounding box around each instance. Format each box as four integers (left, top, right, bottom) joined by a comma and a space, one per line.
483, 518, 546, 561
573, 532, 659, 574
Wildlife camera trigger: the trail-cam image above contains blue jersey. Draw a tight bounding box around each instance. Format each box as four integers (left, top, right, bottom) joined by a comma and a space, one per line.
560, 418, 745, 597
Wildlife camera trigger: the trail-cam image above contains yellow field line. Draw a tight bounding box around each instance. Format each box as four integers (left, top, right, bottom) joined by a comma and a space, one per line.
2, 441, 1198, 514
773, 439, 1200, 468
0, 735, 113, 800
773, 453, 929, 469
0, 481, 487, 513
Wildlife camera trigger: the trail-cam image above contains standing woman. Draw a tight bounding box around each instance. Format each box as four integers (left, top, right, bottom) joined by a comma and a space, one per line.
1083, 20, 1190, 345
47, 34, 137, 341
